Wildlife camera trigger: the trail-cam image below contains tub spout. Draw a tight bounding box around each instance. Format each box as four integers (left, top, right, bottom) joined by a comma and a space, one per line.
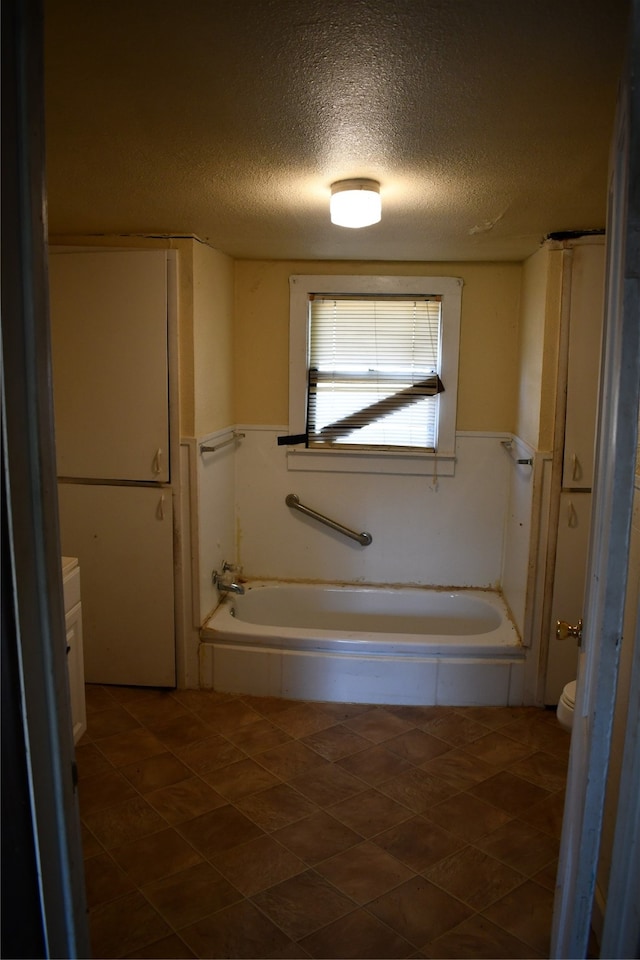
212, 566, 245, 594
220, 581, 245, 595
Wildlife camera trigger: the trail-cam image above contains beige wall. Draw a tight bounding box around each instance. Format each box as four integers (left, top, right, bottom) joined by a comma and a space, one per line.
192, 242, 234, 437
233, 259, 522, 431
516, 244, 563, 450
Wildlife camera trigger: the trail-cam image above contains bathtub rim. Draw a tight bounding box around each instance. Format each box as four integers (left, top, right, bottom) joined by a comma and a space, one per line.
201, 579, 523, 659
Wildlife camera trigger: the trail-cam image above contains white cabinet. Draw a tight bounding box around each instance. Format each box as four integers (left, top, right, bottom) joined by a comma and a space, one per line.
562, 242, 605, 490
50, 250, 170, 483
62, 557, 86, 743
58, 483, 175, 687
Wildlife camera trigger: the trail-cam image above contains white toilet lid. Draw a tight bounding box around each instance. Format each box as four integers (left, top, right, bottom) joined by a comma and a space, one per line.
562, 680, 577, 709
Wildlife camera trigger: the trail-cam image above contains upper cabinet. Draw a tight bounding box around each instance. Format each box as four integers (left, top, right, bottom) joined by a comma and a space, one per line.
562, 241, 606, 490
49, 250, 170, 482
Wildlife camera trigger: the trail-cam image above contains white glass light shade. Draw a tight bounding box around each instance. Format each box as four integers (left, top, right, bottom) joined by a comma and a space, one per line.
330, 179, 381, 228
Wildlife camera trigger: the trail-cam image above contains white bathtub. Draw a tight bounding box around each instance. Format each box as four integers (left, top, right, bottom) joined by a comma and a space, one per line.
200, 581, 525, 706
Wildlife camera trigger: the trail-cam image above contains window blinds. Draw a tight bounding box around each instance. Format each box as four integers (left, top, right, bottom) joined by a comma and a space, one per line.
307, 296, 443, 450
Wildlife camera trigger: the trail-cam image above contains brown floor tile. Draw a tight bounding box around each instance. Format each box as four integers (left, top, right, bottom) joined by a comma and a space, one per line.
379, 767, 456, 813
384, 729, 451, 764
81, 821, 103, 859
141, 861, 241, 928
80, 691, 565, 960
83, 795, 167, 850
311, 701, 376, 723
518, 790, 567, 839
508, 750, 570, 792
273, 809, 362, 864
482, 879, 555, 955
78, 768, 138, 814
344, 708, 416, 743
75, 742, 114, 780
83, 852, 135, 908
124, 933, 197, 958
289, 764, 366, 807
84, 684, 118, 714
373, 816, 465, 872
272, 702, 339, 738
89, 890, 172, 960
256, 740, 330, 780
533, 858, 559, 891
314, 840, 414, 904
240, 694, 301, 718
178, 804, 264, 859
329, 787, 412, 837
424, 913, 543, 958
105, 685, 166, 705
421, 747, 501, 791
385, 705, 449, 725
225, 717, 293, 755
202, 757, 282, 800
500, 715, 572, 757
123, 693, 189, 727
236, 782, 318, 831
170, 688, 236, 712
120, 752, 192, 793
425, 791, 513, 841
213, 834, 306, 896
463, 731, 534, 768
368, 875, 473, 948
425, 844, 524, 910
86, 705, 141, 740
421, 712, 491, 746
146, 776, 227, 824
175, 734, 247, 776
95, 727, 167, 767
195, 697, 264, 733
302, 724, 370, 761
180, 898, 292, 958
474, 818, 560, 876
110, 826, 203, 885
300, 907, 415, 958
150, 713, 215, 751
337, 745, 413, 786
252, 869, 354, 940
468, 770, 551, 815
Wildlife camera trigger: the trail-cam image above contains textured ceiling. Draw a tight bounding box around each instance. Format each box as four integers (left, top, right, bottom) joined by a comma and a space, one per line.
44, 0, 629, 261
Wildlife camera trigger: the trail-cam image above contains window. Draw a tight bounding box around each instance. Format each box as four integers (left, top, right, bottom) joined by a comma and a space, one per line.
288, 275, 462, 474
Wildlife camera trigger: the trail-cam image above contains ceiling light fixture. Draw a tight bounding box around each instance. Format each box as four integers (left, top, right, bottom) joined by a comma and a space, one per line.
330, 178, 381, 228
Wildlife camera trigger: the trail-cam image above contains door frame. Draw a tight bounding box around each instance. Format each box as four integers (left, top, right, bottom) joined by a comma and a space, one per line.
550, 7, 640, 954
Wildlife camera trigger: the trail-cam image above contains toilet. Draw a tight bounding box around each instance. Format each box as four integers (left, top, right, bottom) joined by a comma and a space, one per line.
557, 680, 577, 731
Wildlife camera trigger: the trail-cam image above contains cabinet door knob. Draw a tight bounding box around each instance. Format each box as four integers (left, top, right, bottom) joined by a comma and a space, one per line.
571, 453, 582, 482
153, 448, 162, 475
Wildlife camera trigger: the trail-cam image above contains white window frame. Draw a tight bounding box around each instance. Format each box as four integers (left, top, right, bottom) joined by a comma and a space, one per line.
288, 275, 463, 475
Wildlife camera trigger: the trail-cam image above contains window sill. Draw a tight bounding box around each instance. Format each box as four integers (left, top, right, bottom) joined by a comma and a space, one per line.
286, 447, 456, 476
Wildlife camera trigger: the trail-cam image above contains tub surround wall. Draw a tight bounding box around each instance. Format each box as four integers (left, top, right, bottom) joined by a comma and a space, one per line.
234, 428, 514, 588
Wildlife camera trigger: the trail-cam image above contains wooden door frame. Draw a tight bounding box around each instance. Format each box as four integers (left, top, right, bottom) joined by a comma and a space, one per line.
551, 6, 640, 954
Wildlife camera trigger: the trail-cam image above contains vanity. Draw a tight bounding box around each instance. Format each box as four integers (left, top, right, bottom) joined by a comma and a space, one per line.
62, 556, 86, 743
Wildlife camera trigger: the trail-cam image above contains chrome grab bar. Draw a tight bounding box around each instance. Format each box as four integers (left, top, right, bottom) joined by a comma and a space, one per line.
200, 431, 245, 454
500, 439, 533, 466
285, 493, 372, 546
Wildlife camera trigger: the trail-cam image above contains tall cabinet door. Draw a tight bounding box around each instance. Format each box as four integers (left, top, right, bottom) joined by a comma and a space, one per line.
50, 250, 169, 482
58, 483, 175, 687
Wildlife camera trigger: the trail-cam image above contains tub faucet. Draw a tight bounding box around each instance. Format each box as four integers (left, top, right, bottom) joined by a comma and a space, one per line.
212, 563, 245, 595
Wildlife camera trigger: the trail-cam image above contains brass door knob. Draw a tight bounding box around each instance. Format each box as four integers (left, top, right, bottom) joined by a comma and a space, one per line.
556, 618, 583, 642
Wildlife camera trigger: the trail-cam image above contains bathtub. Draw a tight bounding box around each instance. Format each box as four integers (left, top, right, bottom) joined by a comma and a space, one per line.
200, 581, 525, 706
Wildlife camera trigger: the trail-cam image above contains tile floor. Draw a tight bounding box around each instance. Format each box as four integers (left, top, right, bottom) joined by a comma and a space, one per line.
77, 685, 573, 959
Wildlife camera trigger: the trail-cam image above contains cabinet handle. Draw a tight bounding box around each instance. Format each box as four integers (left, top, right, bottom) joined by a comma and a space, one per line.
571, 453, 582, 482
157, 495, 165, 521
153, 448, 162, 475
568, 500, 578, 528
